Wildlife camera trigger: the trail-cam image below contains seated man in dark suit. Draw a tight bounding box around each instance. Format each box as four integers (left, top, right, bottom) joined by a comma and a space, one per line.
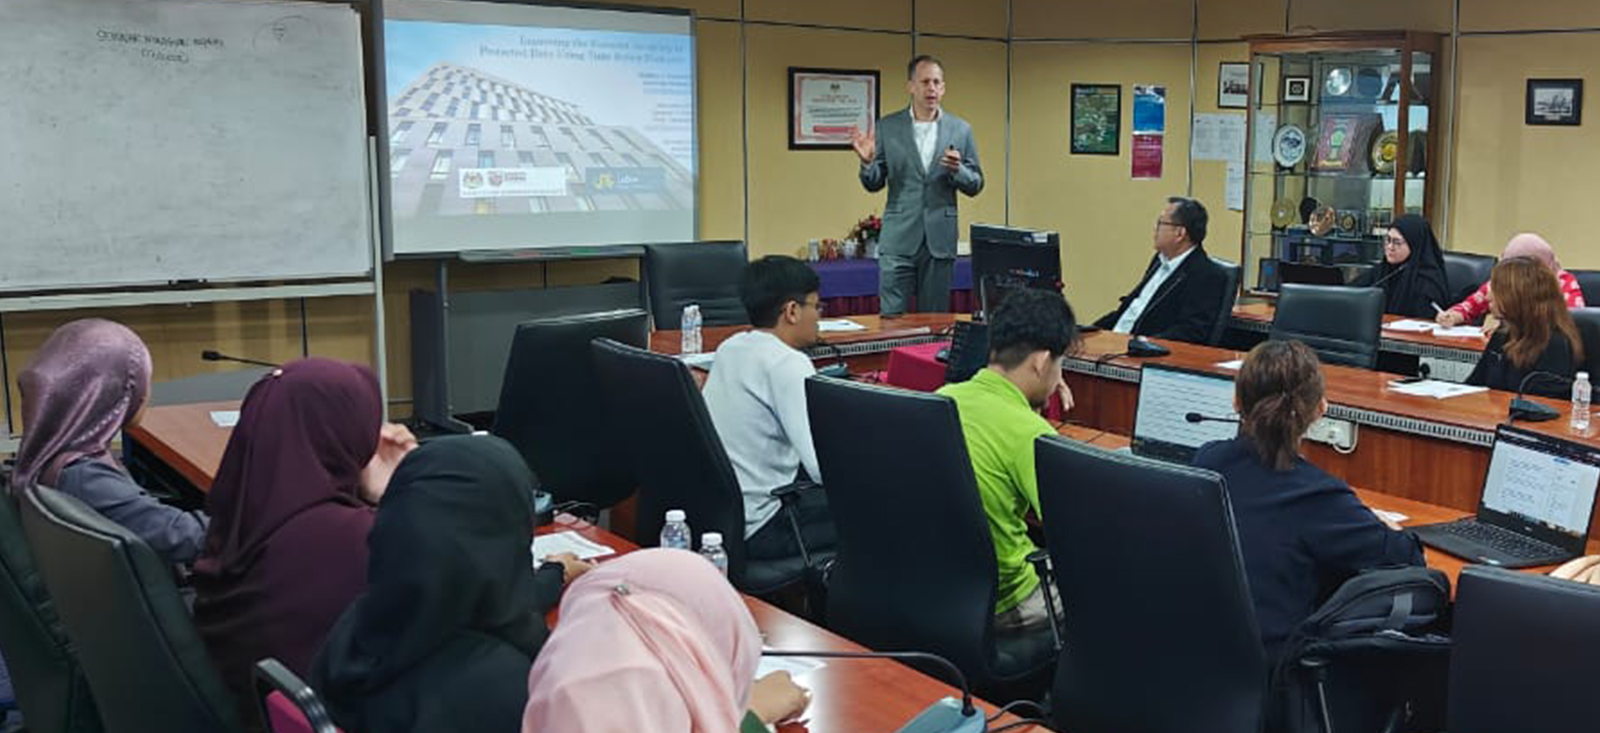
1094, 196, 1230, 345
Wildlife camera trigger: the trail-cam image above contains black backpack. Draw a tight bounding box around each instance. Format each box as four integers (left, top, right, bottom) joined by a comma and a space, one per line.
1269, 566, 1452, 733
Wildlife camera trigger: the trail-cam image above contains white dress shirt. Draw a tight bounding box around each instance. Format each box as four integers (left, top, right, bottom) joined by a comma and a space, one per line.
701, 330, 823, 538
1113, 246, 1196, 334
912, 108, 941, 172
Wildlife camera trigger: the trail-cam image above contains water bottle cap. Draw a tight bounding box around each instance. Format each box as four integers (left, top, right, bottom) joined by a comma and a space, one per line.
1581, 372, 1591, 381
665, 509, 686, 522
702, 532, 723, 547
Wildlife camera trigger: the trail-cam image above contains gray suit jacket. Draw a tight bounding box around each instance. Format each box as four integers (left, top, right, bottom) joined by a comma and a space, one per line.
859, 108, 983, 259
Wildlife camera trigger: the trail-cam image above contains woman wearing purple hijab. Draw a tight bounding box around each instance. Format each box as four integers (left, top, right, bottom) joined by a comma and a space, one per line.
12, 318, 208, 563
191, 357, 416, 723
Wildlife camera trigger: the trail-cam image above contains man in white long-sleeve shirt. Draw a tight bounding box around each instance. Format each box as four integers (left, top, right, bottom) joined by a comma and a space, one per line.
702, 255, 836, 560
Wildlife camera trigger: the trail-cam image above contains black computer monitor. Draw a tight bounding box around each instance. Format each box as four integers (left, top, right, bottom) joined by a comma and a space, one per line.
971, 224, 1062, 318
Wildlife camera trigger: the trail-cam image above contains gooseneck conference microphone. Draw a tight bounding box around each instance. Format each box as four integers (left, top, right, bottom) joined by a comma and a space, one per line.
1509, 368, 1570, 423
200, 350, 280, 369
761, 649, 991, 733
1366, 262, 1409, 290
1184, 411, 1240, 424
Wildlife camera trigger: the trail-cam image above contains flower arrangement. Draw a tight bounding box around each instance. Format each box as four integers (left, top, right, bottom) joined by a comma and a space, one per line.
847, 214, 882, 244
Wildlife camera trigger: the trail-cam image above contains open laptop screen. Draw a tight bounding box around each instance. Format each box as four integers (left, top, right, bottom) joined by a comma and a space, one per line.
1132, 365, 1239, 463
1480, 426, 1600, 550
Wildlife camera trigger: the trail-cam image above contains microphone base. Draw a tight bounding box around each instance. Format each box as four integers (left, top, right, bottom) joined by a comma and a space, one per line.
892, 697, 985, 733
1509, 399, 1561, 422
1126, 336, 1170, 358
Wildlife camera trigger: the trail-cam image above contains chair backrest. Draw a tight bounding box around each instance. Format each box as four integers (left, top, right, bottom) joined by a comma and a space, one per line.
942, 320, 990, 384
1569, 268, 1600, 306
1440, 251, 1496, 306
0, 491, 102, 733
804, 376, 1012, 691
1567, 307, 1600, 377
589, 338, 751, 579
1035, 437, 1266, 733
1269, 284, 1384, 369
18, 486, 242, 733
490, 308, 649, 509
643, 241, 750, 329
1209, 256, 1244, 346
254, 659, 339, 733
1448, 565, 1600, 733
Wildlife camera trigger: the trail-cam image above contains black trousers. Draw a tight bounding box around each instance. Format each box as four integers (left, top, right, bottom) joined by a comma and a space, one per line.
744, 486, 836, 561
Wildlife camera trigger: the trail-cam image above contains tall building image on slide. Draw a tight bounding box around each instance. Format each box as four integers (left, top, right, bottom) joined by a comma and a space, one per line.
387, 62, 691, 216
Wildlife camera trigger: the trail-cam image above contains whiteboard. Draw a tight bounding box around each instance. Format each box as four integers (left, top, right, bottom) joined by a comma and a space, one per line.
0, 0, 372, 292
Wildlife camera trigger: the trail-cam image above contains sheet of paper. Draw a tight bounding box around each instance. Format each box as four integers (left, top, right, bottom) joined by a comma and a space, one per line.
1191, 113, 1247, 161
1432, 325, 1488, 339
678, 352, 715, 370
756, 653, 827, 679
818, 319, 867, 332
1225, 161, 1245, 211
1216, 359, 1244, 370
1253, 112, 1278, 165
1388, 380, 1490, 400
1372, 509, 1410, 525
1382, 319, 1437, 333
210, 410, 240, 427
531, 531, 616, 563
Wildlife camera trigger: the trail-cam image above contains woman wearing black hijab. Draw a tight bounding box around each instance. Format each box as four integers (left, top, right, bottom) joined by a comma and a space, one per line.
311, 435, 591, 733
1367, 214, 1451, 318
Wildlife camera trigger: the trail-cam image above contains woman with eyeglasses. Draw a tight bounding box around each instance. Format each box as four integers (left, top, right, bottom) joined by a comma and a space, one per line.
1365, 214, 1451, 318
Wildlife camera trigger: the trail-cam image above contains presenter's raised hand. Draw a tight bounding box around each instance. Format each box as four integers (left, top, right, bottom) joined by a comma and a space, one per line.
852, 129, 876, 165
940, 144, 962, 171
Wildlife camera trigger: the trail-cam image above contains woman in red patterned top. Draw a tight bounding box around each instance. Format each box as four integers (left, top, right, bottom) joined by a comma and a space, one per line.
1436, 233, 1585, 326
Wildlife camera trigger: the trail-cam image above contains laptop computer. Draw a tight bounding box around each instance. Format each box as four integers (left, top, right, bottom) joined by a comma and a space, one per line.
1411, 425, 1600, 569
1130, 364, 1240, 464
1278, 261, 1347, 287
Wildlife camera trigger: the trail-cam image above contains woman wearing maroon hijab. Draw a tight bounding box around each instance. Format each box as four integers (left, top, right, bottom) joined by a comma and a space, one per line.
192, 357, 415, 722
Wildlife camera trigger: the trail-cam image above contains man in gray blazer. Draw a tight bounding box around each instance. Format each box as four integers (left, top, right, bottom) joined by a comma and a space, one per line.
855, 55, 983, 316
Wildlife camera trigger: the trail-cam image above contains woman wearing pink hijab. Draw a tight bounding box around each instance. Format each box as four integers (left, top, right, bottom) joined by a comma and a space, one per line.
524, 549, 810, 733
1437, 233, 1585, 326
12, 318, 208, 563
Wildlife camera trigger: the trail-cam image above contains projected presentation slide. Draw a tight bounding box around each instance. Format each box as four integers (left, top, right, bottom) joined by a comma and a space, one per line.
381, 0, 695, 254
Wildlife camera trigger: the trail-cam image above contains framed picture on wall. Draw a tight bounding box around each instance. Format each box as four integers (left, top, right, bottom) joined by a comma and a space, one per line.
1283, 76, 1312, 103
788, 67, 880, 150
1526, 78, 1583, 126
1218, 62, 1250, 109
1070, 83, 1121, 155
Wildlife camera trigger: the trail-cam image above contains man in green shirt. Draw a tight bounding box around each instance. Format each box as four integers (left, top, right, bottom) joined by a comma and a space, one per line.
936, 287, 1079, 637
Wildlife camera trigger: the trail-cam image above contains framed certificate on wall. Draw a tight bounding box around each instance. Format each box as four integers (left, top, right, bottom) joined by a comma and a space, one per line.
789, 67, 880, 150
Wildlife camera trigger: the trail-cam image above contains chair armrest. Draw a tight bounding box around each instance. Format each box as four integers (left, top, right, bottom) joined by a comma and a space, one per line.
770, 480, 820, 505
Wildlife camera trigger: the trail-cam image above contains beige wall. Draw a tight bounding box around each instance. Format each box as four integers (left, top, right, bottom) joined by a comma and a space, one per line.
26, 0, 1600, 427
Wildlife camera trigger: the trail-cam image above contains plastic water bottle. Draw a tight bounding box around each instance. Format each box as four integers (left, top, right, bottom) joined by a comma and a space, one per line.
681, 304, 703, 354
699, 532, 729, 576
1572, 371, 1592, 432
659, 509, 692, 550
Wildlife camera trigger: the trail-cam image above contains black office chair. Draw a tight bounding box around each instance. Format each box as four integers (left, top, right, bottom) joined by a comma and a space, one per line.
18, 486, 243, 733
1568, 268, 1600, 306
0, 490, 103, 733
643, 241, 750, 329
1270, 284, 1385, 369
1209, 256, 1244, 346
1568, 308, 1600, 378
942, 320, 990, 384
590, 338, 828, 596
805, 376, 1056, 703
1035, 437, 1266, 733
490, 309, 650, 512
254, 659, 337, 733
1447, 565, 1600, 733
1440, 251, 1496, 307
